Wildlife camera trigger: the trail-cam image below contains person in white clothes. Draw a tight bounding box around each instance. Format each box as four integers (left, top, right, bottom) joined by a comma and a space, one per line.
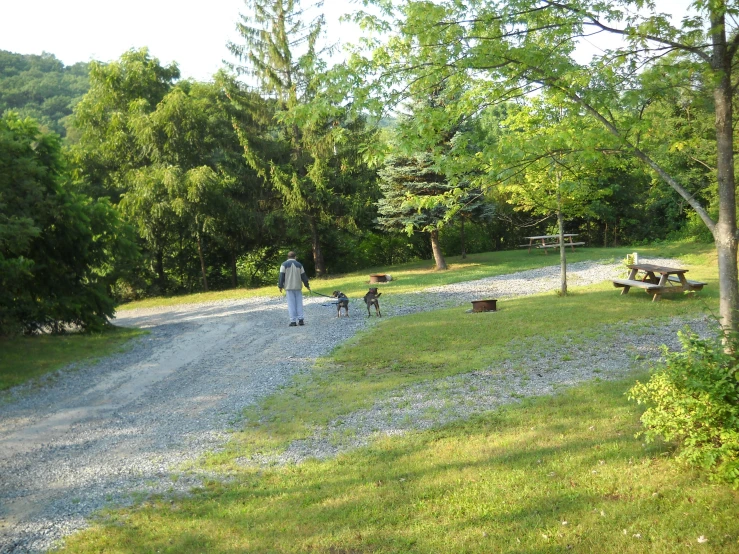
278, 251, 311, 326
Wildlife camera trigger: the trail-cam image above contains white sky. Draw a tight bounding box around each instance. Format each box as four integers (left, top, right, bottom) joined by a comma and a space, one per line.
0, 0, 361, 81
1, 0, 696, 81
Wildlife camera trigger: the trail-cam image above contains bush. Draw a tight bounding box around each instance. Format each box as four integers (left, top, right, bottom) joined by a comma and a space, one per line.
629, 330, 739, 487
236, 247, 284, 287
1, 114, 138, 334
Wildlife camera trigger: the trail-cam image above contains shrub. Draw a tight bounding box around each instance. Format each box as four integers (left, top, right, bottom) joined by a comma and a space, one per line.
629, 330, 739, 487
1, 114, 138, 334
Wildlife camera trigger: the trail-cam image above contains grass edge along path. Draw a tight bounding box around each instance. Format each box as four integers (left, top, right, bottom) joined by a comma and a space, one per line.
117, 241, 714, 311
0, 326, 147, 391
53, 243, 739, 552
213, 266, 719, 461
59, 377, 739, 553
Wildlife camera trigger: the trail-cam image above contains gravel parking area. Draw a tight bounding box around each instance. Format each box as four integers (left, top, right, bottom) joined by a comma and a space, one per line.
0, 259, 715, 553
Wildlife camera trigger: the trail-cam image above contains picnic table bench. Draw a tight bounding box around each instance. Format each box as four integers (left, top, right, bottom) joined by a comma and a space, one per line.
521, 234, 585, 254
612, 263, 707, 301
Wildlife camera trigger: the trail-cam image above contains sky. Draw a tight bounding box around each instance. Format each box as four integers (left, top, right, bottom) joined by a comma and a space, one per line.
0, 0, 361, 81
1, 0, 697, 81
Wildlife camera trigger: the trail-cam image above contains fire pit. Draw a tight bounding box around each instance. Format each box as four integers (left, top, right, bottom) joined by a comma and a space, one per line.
471, 299, 497, 312
369, 273, 388, 283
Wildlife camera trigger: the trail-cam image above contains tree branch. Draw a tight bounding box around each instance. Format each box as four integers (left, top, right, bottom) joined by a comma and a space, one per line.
560, 86, 716, 233
542, 0, 714, 64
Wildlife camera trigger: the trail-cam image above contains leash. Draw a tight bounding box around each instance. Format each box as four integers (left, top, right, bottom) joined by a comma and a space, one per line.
309, 290, 334, 299
310, 289, 356, 308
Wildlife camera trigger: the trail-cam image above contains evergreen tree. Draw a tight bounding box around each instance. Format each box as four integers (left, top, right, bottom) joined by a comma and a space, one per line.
377, 153, 452, 270
229, 0, 376, 276
455, 189, 495, 259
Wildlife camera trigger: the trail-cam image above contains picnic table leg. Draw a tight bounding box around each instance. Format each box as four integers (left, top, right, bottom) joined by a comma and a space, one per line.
541, 239, 548, 255
568, 237, 575, 252
621, 267, 638, 295
528, 239, 533, 253
677, 273, 692, 291
644, 271, 659, 284
651, 273, 669, 302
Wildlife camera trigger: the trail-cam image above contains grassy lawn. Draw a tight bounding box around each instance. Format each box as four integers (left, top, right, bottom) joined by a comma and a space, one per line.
118, 240, 715, 311
60, 379, 739, 553
214, 243, 719, 457
55, 241, 739, 553
0, 326, 146, 391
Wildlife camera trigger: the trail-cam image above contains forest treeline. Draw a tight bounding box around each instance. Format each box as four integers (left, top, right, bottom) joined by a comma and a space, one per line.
0, 50, 89, 137
0, 0, 728, 335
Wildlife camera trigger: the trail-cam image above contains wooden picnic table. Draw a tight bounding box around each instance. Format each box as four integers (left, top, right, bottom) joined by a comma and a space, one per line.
612, 262, 707, 301
521, 234, 585, 254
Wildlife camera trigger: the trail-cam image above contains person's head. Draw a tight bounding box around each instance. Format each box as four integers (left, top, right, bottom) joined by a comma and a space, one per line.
287, 251, 296, 259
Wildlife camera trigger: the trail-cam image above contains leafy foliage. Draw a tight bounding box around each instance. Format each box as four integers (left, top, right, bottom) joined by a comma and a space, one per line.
228, 0, 380, 276
355, 0, 739, 329
72, 50, 277, 295
0, 50, 89, 137
377, 153, 450, 234
630, 331, 739, 487
0, 113, 137, 334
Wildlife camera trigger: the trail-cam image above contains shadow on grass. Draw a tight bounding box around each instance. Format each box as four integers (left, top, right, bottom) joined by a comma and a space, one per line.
60, 378, 739, 554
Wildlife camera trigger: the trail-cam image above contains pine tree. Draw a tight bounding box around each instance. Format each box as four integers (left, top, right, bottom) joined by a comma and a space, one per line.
229, 0, 339, 276
377, 153, 452, 270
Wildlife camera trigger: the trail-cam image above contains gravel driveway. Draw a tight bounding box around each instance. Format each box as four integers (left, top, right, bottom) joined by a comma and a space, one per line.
0, 259, 716, 553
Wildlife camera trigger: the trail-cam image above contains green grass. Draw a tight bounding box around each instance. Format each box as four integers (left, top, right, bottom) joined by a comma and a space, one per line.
213, 246, 718, 457
0, 326, 146, 391
59, 378, 739, 553
53, 240, 739, 553
118, 240, 715, 311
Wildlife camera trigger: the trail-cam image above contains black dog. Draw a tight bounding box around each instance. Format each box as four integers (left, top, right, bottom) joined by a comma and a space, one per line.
363, 287, 382, 317
332, 290, 350, 318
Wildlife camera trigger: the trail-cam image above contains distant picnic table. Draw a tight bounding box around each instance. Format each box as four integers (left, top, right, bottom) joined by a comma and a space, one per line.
612, 262, 707, 302
521, 234, 585, 254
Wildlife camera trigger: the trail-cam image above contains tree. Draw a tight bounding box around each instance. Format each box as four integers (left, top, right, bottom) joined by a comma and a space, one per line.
0, 50, 90, 137
73, 50, 271, 294
229, 0, 377, 276
0, 113, 137, 334
71, 48, 180, 201
357, 0, 739, 334
377, 153, 454, 270
494, 98, 614, 294
455, 189, 495, 259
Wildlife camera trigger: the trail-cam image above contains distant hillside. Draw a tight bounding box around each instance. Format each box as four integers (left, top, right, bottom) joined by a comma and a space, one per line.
0, 50, 89, 137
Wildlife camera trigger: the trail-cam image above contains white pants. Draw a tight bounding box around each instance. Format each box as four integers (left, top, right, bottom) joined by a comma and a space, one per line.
285, 289, 304, 323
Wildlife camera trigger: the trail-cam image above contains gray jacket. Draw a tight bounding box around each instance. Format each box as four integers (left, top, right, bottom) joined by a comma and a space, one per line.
278, 259, 310, 290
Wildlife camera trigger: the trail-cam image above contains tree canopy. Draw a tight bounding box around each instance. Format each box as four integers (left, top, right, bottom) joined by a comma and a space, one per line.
0, 113, 136, 334
0, 50, 89, 137
353, 0, 739, 331
1, 0, 734, 332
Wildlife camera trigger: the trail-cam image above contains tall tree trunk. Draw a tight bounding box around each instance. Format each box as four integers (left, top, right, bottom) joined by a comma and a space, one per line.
460, 218, 467, 259
603, 222, 608, 248
155, 249, 166, 292
309, 217, 326, 277
557, 173, 567, 296
196, 233, 209, 292
430, 229, 448, 270
613, 222, 618, 247
231, 251, 238, 289
710, 7, 739, 336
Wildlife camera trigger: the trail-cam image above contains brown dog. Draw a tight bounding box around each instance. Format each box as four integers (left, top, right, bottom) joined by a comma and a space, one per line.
363, 287, 382, 317
332, 290, 349, 318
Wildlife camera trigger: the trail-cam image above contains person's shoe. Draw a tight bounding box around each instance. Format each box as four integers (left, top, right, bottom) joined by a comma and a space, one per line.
289, 322, 297, 327
298, 319, 305, 326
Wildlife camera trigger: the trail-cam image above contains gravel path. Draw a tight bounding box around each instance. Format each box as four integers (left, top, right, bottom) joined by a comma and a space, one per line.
0, 259, 716, 553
